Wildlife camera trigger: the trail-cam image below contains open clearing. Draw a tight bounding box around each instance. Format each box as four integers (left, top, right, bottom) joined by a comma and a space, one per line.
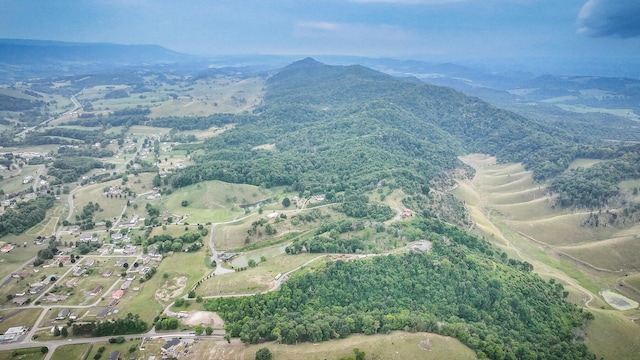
183, 311, 225, 328
190, 331, 476, 360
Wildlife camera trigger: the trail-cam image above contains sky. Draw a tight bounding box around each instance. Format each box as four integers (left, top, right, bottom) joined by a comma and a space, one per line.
0, 0, 639, 69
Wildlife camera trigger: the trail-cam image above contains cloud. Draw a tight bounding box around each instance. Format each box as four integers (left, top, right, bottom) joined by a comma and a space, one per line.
577, 0, 640, 38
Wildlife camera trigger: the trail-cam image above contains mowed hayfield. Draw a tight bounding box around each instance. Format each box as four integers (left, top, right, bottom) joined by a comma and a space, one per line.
71, 179, 129, 222
190, 332, 476, 360
164, 180, 269, 224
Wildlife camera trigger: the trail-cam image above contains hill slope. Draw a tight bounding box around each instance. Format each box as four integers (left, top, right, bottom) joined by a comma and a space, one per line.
173, 58, 578, 197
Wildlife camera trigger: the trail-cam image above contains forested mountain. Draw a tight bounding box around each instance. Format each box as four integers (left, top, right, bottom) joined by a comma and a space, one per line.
171, 58, 580, 196
0, 39, 197, 81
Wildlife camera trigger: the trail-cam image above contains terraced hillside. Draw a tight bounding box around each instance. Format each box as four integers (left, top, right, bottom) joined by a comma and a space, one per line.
454, 153, 640, 359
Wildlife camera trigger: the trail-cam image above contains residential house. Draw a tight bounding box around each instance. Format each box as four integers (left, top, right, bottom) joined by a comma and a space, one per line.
1, 244, 14, 253
161, 338, 181, 355
58, 256, 70, 265
43, 295, 68, 303
56, 309, 70, 320
69, 312, 78, 320
103, 270, 113, 277
65, 278, 79, 288
11, 271, 29, 279
72, 267, 84, 276
29, 285, 44, 294
84, 258, 95, 267
11, 297, 28, 306
89, 285, 103, 296
112, 289, 124, 299
108, 350, 120, 360
108, 298, 119, 307
120, 280, 131, 290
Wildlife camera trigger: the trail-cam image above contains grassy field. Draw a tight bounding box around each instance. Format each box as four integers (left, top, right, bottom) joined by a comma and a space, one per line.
50, 344, 90, 360
191, 332, 476, 360
198, 253, 319, 296
164, 180, 270, 224
0, 309, 43, 333
0, 240, 42, 280
25, 217, 58, 238
0, 347, 45, 360
585, 310, 640, 360
71, 179, 128, 222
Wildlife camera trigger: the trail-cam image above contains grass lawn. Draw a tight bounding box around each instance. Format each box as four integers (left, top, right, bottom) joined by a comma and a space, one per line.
50, 344, 90, 360
0, 348, 46, 360
0, 309, 43, 333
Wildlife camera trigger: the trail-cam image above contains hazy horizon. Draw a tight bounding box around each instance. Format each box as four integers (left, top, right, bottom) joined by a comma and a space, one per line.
1, 0, 639, 76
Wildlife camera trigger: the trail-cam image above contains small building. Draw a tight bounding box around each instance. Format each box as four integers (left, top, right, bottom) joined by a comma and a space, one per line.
96, 308, 110, 319
3, 326, 28, 341
58, 256, 70, 265
161, 338, 181, 355
29, 285, 44, 294
267, 211, 279, 219
43, 295, 68, 303
11, 297, 28, 306
56, 309, 70, 320
120, 280, 132, 290
103, 270, 114, 277
69, 312, 79, 320
112, 289, 124, 299
72, 267, 85, 276
108, 298, 119, 307
89, 285, 103, 296
84, 258, 95, 267
402, 208, 412, 217
1, 244, 15, 253
11, 271, 29, 279
108, 350, 120, 360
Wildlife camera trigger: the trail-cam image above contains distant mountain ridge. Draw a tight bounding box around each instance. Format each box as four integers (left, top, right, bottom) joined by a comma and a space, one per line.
0, 39, 196, 81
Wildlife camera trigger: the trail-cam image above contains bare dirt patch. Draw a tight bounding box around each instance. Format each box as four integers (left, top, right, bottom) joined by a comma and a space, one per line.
154, 276, 187, 303
183, 311, 225, 328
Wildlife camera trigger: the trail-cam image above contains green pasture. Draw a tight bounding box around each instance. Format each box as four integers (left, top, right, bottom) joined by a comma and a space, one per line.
198, 253, 318, 296
238, 331, 476, 360
0, 347, 45, 360
0, 240, 41, 280
50, 344, 90, 360
585, 310, 640, 360
559, 235, 640, 272
71, 180, 128, 222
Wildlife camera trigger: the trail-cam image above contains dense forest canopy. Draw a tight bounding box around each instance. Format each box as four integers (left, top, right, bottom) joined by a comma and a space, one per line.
207, 218, 594, 360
